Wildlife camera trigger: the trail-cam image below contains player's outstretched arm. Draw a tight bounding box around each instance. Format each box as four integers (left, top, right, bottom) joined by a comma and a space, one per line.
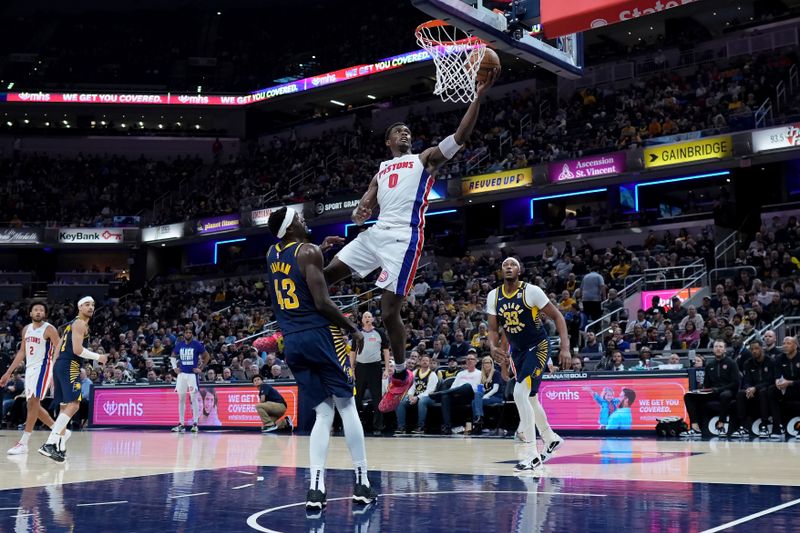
298, 243, 364, 353
0, 328, 27, 386
72, 320, 108, 364
421, 67, 498, 173
351, 175, 379, 225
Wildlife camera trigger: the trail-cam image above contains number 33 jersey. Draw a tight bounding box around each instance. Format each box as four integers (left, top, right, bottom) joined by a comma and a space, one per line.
486, 281, 550, 350
266, 241, 330, 335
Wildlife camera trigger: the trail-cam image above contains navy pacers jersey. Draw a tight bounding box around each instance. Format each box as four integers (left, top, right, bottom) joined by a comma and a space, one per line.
54, 317, 87, 404
487, 282, 551, 389
488, 281, 549, 351
58, 318, 86, 364
266, 241, 330, 335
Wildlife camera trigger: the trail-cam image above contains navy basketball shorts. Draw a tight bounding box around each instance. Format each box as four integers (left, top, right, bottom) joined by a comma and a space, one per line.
283, 325, 355, 409
53, 357, 83, 405
510, 337, 550, 395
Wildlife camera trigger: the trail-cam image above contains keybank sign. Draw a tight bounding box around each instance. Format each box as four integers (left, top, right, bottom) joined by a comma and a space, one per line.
59, 228, 124, 244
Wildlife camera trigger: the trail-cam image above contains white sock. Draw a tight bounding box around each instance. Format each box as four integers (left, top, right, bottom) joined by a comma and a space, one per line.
513, 381, 539, 463
333, 396, 369, 487
310, 399, 335, 493
190, 391, 200, 425
47, 413, 71, 445
530, 394, 557, 444
20, 432, 31, 445
177, 393, 187, 425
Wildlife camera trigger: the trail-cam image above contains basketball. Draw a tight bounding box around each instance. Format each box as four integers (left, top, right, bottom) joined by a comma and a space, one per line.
471, 47, 501, 83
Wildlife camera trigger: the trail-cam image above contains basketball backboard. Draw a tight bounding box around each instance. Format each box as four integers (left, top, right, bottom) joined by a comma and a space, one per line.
411, 0, 583, 79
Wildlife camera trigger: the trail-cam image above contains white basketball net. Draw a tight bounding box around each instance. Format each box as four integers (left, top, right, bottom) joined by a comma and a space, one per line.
416, 22, 486, 104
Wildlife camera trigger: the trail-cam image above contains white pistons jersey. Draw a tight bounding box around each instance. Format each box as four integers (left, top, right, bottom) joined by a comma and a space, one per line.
24, 321, 53, 367
375, 154, 435, 228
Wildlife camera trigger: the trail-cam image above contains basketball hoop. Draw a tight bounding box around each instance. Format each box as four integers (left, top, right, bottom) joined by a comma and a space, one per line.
415, 20, 486, 104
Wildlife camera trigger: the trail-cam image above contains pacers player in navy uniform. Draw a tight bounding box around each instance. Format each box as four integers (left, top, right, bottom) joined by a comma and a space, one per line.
171, 328, 208, 433
39, 296, 108, 462
487, 258, 571, 473
265, 206, 376, 512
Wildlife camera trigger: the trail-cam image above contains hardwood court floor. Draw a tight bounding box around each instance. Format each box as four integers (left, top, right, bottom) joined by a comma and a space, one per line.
0, 429, 798, 532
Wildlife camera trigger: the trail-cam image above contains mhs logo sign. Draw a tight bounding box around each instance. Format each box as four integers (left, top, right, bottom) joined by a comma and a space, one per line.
545, 389, 581, 401
59, 229, 123, 243
102, 399, 144, 417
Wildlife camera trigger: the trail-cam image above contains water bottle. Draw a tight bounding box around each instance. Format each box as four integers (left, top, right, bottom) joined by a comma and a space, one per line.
476, 383, 485, 395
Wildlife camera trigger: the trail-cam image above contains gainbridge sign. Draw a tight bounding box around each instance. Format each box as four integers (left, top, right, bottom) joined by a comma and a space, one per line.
643, 135, 733, 169
461, 168, 533, 196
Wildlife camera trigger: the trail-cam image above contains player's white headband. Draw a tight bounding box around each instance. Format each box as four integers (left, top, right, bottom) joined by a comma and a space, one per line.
503, 257, 521, 269
277, 207, 297, 239
78, 296, 94, 307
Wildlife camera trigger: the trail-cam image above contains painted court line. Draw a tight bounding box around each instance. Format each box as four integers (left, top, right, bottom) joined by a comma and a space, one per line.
700, 497, 800, 533
232, 484, 254, 490
0, 507, 22, 511
169, 492, 209, 500
10, 514, 33, 518
237, 471, 257, 475
76, 500, 128, 507
247, 489, 608, 533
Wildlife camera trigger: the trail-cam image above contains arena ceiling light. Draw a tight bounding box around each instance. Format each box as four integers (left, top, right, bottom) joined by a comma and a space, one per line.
330, 100, 346, 106
633, 170, 730, 211
529, 188, 608, 220
344, 209, 457, 237
366, 95, 377, 100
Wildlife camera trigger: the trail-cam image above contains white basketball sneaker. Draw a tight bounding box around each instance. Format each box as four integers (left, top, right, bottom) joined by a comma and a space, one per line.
7, 442, 28, 455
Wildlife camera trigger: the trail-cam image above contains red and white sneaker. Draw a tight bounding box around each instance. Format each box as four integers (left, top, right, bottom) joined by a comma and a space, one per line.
378, 370, 413, 413
7, 442, 28, 455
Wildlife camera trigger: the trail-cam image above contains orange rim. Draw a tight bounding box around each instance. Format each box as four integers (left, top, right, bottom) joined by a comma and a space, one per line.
415, 19, 484, 48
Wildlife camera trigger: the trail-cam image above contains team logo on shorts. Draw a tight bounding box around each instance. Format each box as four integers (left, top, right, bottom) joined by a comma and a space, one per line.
378, 270, 389, 282
533, 368, 542, 377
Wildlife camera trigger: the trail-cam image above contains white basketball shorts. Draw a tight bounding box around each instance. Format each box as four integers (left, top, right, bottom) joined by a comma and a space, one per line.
336, 223, 424, 296
176, 372, 199, 395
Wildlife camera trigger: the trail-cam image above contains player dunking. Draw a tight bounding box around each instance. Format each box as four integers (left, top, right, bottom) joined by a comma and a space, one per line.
39, 296, 108, 462
324, 69, 498, 412
266, 206, 377, 512
0, 302, 58, 455
171, 328, 208, 433
487, 258, 570, 473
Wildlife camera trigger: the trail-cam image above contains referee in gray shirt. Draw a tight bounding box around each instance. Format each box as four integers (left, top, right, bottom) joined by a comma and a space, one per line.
351, 311, 391, 436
